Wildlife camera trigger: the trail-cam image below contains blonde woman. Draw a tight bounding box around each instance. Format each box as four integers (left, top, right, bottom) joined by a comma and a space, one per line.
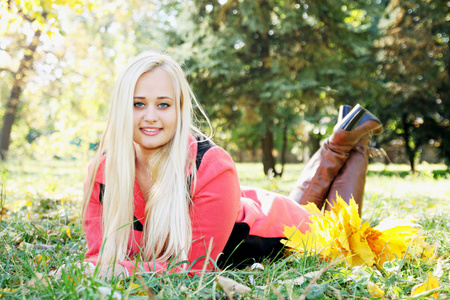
81, 51, 382, 277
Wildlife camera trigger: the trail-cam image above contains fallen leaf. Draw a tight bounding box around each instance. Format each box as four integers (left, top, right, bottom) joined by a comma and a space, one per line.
137, 276, 157, 299
249, 263, 264, 271
0, 288, 18, 297
411, 272, 439, 299
26, 272, 46, 287
35, 254, 50, 264
18, 242, 32, 251
367, 281, 385, 298
7, 200, 32, 212
249, 263, 264, 285
278, 271, 321, 286
98, 287, 122, 299
432, 259, 444, 278
216, 275, 250, 295
279, 276, 306, 286
66, 227, 72, 239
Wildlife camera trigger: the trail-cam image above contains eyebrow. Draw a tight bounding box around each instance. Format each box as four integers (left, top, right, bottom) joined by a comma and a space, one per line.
133, 96, 174, 101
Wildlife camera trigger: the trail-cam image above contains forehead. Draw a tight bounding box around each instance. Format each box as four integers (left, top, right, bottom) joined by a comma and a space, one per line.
134, 68, 175, 96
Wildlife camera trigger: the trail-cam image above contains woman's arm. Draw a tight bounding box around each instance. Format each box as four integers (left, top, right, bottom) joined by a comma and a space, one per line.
83, 180, 104, 260
188, 146, 241, 271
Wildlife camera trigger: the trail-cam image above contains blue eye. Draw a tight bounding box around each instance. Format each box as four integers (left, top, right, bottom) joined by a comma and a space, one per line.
134, 102, 145, 108
158, 103, 170, 109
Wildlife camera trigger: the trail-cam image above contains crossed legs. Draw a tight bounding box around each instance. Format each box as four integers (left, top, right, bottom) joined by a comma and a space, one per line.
289, 105, 382, 216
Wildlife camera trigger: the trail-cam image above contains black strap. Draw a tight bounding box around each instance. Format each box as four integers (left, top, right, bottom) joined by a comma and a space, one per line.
99, 183, 143, 231
194, 134, 215, 170
187, 134, 215, 197
98, 135, 215, 232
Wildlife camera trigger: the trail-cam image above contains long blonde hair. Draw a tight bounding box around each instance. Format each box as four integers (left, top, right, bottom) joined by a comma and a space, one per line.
82, 51, 207, 266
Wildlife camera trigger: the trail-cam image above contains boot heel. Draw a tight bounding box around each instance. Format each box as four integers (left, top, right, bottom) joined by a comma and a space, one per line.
338, 104, 382, 131
340, 104, 367, 131
338, 105, 353, 122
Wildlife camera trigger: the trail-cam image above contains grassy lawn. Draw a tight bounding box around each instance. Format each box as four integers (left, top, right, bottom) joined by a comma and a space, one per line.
1, 159, 449, 299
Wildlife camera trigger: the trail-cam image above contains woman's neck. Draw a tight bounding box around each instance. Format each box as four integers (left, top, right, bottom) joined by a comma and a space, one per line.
134, 144, 152, 166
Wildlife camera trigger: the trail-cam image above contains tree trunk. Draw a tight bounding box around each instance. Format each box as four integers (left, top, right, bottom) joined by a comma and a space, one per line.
258, 1, 280, 176
401, 113, 416, 173
279, 124, 288, 177
0, 28, 42, 160
304, 135, 321, 163
261, 127, 277, 176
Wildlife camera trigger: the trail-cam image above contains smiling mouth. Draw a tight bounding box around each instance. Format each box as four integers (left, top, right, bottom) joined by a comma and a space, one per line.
141, 128, 162, 135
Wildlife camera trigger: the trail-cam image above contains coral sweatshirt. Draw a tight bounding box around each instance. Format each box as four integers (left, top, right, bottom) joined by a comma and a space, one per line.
84, 135, 311, 275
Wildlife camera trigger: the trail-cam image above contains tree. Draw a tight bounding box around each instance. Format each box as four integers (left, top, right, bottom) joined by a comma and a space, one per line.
173, 0, 384, 175
375, 0, 449, 172
0, 0, 95, 160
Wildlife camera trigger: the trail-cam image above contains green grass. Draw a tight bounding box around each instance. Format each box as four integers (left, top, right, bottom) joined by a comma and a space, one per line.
1, 159, 449, 299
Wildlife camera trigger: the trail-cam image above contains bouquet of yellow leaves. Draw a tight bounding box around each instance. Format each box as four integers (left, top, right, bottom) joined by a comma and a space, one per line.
281, 195, 436, 268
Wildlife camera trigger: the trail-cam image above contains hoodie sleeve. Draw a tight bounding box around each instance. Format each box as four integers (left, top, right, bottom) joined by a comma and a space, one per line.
187, 146, 241, 271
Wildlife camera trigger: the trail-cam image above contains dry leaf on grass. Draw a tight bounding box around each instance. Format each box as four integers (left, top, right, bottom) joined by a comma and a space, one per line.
26, 272, 46, 287
367, 281, 385, 298
432, 258, 444, 278
137, 276, 157, 299
216, 275, 250, 295
248, 263, 264, 285
411, 272, 439, 299
278, 271, 322, 286
97, 287, 122, 299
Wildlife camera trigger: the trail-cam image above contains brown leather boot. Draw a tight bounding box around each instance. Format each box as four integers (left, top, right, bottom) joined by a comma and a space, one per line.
326, 106, 383, 215
289, 105, 382, 210
288, 139, 350, 209
325, 135, 371, 215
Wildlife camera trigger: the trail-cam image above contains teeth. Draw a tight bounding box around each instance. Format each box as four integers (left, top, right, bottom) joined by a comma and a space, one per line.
143, 128, 159, 132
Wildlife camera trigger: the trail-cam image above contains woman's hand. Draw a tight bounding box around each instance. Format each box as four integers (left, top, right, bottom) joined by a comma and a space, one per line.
84, 263, 128, 279
51, 262, 128, 280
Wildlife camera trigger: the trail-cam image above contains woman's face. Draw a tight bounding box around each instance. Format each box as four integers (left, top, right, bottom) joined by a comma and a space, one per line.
133, 68, 177, 157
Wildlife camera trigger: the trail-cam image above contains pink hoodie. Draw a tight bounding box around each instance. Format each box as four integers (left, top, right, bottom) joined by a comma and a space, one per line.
83, 135, 311, 275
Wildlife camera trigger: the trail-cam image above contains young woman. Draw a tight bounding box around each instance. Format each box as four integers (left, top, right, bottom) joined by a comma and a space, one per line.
81, 51, 382, 278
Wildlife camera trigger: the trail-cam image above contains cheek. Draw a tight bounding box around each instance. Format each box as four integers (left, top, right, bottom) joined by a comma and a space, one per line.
133, 111, 142, 126
169, 111, 178, 134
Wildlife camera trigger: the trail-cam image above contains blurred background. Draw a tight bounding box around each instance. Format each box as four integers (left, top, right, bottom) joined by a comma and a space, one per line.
1, 0, 449, 175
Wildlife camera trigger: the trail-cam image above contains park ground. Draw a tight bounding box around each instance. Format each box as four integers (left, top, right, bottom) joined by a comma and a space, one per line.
0, 160, 449, 299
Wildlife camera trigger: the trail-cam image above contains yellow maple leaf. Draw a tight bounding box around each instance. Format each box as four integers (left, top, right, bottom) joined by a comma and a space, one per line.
282, 196, 372, 267
411, 272, 439, 298
36, 254, 50, 263
282, 195, 436, 268
370, 216, 437, 265
66, 227, 72, 239
0, 288, 18, 298
367, 281, 385, 298
302, 203, 322, 216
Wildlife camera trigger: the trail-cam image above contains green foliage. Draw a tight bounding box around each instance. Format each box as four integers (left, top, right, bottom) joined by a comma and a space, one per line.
165, 0, 449, 173
0, 0, 103, 160
1, 0, 449, 171
374, 0, 450, 171
168, 0, 403, 174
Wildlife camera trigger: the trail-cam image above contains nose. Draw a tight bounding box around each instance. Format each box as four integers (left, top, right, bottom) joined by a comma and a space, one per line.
143, 107, 157, 123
